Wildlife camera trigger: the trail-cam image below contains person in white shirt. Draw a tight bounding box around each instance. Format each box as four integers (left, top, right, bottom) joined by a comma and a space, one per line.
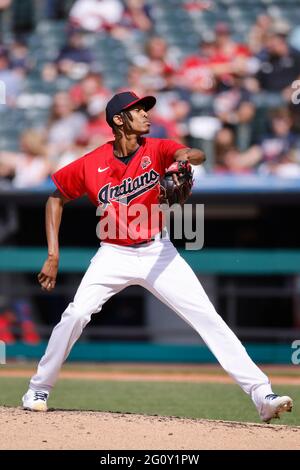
69, 0, 124, 32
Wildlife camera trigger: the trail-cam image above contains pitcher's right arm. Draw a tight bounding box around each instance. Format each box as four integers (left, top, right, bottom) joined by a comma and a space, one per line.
38, 190, 69, 291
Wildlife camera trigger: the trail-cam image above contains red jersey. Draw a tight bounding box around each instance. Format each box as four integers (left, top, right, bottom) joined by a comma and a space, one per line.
178, 55, 228, 92
52, 137, 186, 246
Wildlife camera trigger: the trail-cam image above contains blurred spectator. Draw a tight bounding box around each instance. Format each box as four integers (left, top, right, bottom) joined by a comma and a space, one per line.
215, 22, 250, 60
123, 0, 152, 32
214, 107, 300, 177
179, 25, 252, 93
155, 69, 191, 139
148, 110, 183, 141
0, 0, 10, 38
118, 64, 148, 97
45, 0, 68, 20
81, 98, 113, 148
55, 135, 91, 171
214, 127, 255, 174
0, 310, 15, 343
0, 0, 11, 32
0, 0, 11, 9
41, 61, 59, 84
0, 130, 51, 188
255, 22, 300, 96
69, 72, 110, 112
246, 108, 300, 177
146, 117, 169, 139
213, 22, 252, 89
0, 297, 40, 344
134, 36, 175, 91
1, 0, 300, 179
9, 39, 30, 72
178, 35, 218, 93
56, 31, 94, 79
69, 0, 124, 32
14, 299, 40, 344
0, 46, 23, 107
248, 14, 273, 55
213, 72, 255, 132
47, 92, 87, 159
111, 0, 153, 40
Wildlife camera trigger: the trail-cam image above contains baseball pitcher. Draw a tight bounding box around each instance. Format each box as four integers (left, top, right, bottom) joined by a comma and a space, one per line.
22, 92, 293, 423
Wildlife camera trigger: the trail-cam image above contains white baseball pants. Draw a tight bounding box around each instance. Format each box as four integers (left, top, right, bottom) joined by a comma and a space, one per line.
30, 238, 272, 407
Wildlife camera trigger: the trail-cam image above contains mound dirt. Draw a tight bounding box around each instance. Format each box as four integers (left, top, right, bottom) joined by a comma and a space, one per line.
0, 406, 299, 450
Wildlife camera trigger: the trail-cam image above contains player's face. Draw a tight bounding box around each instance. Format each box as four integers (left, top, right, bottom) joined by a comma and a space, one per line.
127, 105, 151, 134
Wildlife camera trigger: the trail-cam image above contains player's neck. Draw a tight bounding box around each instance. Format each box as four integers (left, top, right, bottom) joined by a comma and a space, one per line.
113, 135, 141, 158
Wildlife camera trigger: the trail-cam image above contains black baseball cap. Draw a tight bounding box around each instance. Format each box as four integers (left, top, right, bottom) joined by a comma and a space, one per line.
105, 91, 156, 127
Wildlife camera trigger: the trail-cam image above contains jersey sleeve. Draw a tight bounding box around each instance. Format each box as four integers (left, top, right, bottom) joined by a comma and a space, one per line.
158, 139, 187, 169
51, 156, 86, 200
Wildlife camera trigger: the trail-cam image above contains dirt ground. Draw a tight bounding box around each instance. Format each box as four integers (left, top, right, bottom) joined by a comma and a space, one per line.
1, 406, 300, 450
1, 364, 300, 450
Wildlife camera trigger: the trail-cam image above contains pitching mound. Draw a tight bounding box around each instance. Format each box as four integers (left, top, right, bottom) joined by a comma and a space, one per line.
1, 406, 299, 450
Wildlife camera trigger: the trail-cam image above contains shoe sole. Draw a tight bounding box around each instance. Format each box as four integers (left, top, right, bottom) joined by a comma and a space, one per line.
264, 398, 293, 423
23, 404, 48, 412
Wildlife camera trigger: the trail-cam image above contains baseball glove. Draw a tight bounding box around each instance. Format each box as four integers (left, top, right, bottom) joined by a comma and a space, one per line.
159, 160, 193, 206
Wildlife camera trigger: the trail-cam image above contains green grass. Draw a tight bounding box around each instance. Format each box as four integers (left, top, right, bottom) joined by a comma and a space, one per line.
0, 377, 299, 425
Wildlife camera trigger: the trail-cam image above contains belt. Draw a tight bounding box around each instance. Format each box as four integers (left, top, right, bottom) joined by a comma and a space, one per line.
128, 229, 168, 248
130, 238, 155, 248
129, 230, 165, 248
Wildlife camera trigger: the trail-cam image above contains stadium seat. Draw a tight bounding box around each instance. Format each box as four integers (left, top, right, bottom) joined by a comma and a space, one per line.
0, 132, 20, 151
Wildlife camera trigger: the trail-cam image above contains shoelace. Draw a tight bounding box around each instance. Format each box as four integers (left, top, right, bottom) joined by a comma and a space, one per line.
265, 394, 279, 401
34, 391, 48, 401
